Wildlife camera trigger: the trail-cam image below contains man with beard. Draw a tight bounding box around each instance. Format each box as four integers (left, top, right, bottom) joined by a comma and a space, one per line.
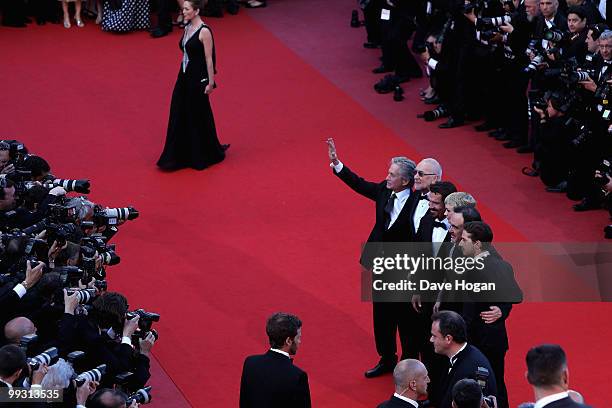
239, 312, 311, 408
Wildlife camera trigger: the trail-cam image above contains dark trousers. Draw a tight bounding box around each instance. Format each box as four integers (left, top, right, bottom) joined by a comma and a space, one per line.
373, 302, 420, 362
363, 0, 382, 45
380, 12, 422, 77
502, 62, 529, 144
156, 0, 173, 31
1, 0, 26, 25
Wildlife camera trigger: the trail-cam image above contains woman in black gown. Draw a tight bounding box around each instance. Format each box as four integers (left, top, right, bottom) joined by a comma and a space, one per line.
157, 0, 228, 171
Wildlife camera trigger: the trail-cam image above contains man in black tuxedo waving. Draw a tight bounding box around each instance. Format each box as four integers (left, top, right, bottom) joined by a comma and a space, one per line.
239, 312, 311, 408
526, 344, 592, 408
326, 138, 418, 378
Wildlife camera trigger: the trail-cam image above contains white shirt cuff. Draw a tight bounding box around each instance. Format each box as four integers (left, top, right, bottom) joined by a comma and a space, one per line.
13, 284, 27, 298
30, 384, 42, 389
330, 161, 344, 173
77, 405, 87, 408
428, 58, 438, 70
121, 336, 133, 346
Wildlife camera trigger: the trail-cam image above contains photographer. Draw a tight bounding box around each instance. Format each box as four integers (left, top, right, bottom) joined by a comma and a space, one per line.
452, 378, 497, 408
58, 291, 153, 390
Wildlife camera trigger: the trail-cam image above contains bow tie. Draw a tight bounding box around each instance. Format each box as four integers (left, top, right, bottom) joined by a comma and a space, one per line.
433, 221, 447, 230
419, 195, 429, 201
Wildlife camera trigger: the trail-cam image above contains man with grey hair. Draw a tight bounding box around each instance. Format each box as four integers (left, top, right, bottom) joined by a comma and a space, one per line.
377, 359, 430, 408
444, 192, 476, 220
326, 138, 419, 378
411, 158, 442, 235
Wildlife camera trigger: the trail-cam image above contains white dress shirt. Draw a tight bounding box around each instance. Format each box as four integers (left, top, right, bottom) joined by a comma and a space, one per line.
413, 193, 429, 233
432, 218, 450, 256
388, 188, 411, 229
393, 393, 419, 407
270, 348, 290, 358
448, 342, 468, 372
534, 391, 569, 408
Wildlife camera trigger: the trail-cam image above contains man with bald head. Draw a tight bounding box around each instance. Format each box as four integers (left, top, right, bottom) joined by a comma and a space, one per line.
411, 158, 443, 235
377, 359, 430, 408
4, 317, 36, 344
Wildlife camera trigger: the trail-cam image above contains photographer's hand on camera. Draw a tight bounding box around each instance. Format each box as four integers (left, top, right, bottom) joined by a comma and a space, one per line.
76, 379, 98, 406
123, 314, 140, 339
138, 331, 156, 358
482, 395, 497, 408
31, 362, 48, 385
579, 76, 597, 92
0, 163, 15, 175
23, 259, 44, 290
499, 22, 513, 34
64, 288, 79, 315
595, 170, 612, 192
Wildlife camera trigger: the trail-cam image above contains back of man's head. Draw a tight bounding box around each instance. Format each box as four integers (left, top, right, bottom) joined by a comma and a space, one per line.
455, 206, 482, 223
430, 181, 458, 201
266, 312, 302, 349
4, 316, 36, 344
432, 311, 467, 344
0, 344, 26, 379
526, 344, 568, 389
88, 388, 127, 408
452, 379, 483, 408
445, 192, 477, 210
91, 292, 129, 332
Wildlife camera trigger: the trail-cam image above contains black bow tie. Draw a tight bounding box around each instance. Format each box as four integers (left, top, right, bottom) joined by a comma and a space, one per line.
419, 194, 429, 201
433, 221, 447, 230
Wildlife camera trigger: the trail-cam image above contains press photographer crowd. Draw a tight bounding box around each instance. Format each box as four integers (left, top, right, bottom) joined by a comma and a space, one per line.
0, 140, 158, 407
354, 0, 612, 238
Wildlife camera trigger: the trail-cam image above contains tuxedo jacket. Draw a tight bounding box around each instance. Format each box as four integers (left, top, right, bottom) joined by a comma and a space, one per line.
377, 395, 419, 408
461, 252, 522, 353
434, 344, 497, 408
413, 213, 452, 299
240, 350, 310, 408
541, 396, 592, 408
333, 165, 418, 268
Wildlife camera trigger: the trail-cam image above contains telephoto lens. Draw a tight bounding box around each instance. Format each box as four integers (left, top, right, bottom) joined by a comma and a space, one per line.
127, 386, 153, 404
423, 106, 449, 121
28, 347, 59, 370
75, 364, 107, 387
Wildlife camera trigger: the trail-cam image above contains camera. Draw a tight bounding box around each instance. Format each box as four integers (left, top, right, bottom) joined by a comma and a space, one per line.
28, 347, 59, 370
93, 206, 139, 227
19, 333, 38, 354
126, 309, 160, 340
422, 106, 449, 121
595, 159, 612, 186
66, 288, 97, 304
543, 27, 570, 43
75, 364, 107, 387
127, 386, 153, 404
474, 367, 495, 407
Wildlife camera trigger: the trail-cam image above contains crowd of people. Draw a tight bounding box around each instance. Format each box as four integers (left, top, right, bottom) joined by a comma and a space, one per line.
0, 0, 268, 34
0, 140, 156, 407
357, 0, 612, 238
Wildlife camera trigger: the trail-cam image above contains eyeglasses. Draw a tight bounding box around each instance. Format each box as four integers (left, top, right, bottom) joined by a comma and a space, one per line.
414, 170, 437, 177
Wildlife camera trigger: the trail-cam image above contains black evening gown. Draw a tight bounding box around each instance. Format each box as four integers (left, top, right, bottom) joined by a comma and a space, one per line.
157, 23, 225, 170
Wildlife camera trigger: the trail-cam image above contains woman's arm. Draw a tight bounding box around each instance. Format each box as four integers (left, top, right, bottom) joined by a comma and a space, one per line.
200, 27, 215, 94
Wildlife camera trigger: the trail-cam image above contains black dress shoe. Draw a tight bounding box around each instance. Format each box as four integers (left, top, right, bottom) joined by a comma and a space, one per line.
364, 361, 396, 378
221, 144, 230, 151
605, 225, 612, 239
545, 181, 567, 193
423, 96, 440, 105
503, 140, 521, 148
374, 75, 399, 94
516, 145, 533, 154
522, 166, 539, 177
495, 132, 511, 141
363, 42, 380, 49
474, 122, 496, 132
438, 117, 464, 129
488, 128, 505, 138
372, 65, 393, 74
151, 27, 171, 38
573, 198, 601, 212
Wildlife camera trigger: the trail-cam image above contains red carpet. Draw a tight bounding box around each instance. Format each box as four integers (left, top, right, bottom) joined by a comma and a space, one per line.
0, 6, 610, 408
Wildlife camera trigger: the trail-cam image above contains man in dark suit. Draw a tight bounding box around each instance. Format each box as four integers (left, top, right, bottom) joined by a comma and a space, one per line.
239, 312, 310, 408
526, 344, 592, 408
458, 222, 523, 408
377, 359, 430, 408
326, 138, 419, 378
429, 311, 497, 408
